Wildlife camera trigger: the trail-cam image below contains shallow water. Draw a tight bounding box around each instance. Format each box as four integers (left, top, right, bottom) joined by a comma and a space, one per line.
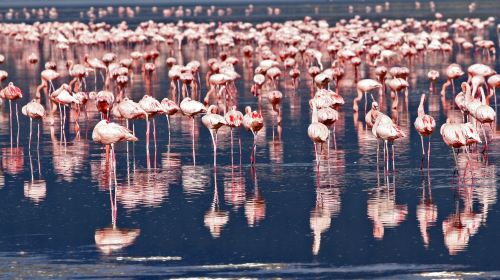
0, 1, 500, 278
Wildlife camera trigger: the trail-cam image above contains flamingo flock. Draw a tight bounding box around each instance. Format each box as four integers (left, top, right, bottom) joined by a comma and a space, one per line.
0, 2, 497, 261
0, 8, 495, 176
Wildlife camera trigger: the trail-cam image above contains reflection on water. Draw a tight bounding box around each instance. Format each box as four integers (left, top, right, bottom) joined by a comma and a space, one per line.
367, 174, 408, 240
0, 1, 499, 278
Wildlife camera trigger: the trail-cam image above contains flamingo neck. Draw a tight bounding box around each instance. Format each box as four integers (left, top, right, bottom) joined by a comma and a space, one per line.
312, 104, 319, 123
480, 89, 487, 105
417, 97, 425, 117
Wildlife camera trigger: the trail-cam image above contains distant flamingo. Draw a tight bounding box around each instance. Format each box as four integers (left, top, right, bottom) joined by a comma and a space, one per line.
202, 105, 227, 167
243, 106, 264, 165
308, 100, 329, 166
160, 98, 180, 142
354, 79, 382, 112
180, 97, 207, 165
372, 113, 406, 171
440, 120, 481, 166
22, 100, 46, 149
414, 94, 436, 168
441, 63, 464, 97
224, 106, 244, 166
92, 119, 138, 173
0, 82, 23, 147
427, 70, 439, 93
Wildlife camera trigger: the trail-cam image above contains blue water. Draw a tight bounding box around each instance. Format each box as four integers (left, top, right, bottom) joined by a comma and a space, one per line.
0, 1, 499, 278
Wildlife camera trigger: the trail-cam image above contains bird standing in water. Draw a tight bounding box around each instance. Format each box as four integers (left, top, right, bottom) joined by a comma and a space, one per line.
180, 97, 207, 165
202, 105, 227, 168
243, 106, 264, 165
22, 100, 46, 150
414, 94, 436, 169
308, 99, 329, 166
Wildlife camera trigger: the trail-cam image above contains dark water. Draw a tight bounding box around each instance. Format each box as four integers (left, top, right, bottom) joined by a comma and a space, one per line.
0, 1, 500, 279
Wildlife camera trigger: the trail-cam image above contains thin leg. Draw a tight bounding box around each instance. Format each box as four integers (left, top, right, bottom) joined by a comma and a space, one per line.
333, 124, 337, 150
192, 117, 196, 166
37, 123, 40, 150
385, 140, 389, 172
16, 103, 19, 148
230, 128, 234, 167
29, 118, 33, 150
420, 135, 425, 170
392, 143, 395, 171
481, 124, 488, 153
427, 137, 431, 169
153, 118, 157, 150
9, 100, 12, 149
166, 115, 171, 144
452, 148, 458, 168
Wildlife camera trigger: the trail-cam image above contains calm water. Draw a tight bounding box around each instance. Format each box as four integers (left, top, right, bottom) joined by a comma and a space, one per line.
0, 1, 500, 279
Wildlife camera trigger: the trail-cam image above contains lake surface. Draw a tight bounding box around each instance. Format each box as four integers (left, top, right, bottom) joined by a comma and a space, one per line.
0, 1, 499, 278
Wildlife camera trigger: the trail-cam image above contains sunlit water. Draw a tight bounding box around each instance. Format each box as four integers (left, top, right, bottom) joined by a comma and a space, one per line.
0, 1, 500, 278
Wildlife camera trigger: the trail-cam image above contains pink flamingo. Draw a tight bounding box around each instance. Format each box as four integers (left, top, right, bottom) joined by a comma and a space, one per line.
354, 79, 382, 112
427, 70, 439, 93
22, 100, 46, 149
308, 100, 329, 166
202, 105, 227, 167
414, 94, 436, 168
372, 113, 406, 171
224, 106, 244, 166
96, 90, 115, 120
0, 82, 23, 147
160, 98, 180, 143
92, 119, 138, 173
243, 106, 264, 165
180, 97, 207, 165
441, 64, 464, 97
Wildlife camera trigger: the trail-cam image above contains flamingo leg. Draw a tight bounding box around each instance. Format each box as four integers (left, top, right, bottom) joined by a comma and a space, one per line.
333, 124, 337, 150
420, 135, 425, 170
15, 103, 19, 148
37, 123, 40, 150
29, 118, 33, 150
452, 148, 458, 169
230, 128, 234, 167
481, 124, 488, 153
192, 117, 196, 166
385, 140, 389, 172
427, 137, 431, 169
166, 115, 171, 144
314, 143, 318, 166
153, 118, 157, 150
392, 143, 395, 172
9, 100, 12, 149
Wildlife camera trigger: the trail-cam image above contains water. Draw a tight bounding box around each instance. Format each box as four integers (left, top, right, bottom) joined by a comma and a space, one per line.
0, 1, 499, 278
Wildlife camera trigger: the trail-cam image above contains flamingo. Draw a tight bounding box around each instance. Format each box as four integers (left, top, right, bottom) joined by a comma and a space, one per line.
427, 70, 439, 93
96, 90, 115, 120
372, 113, 406, 171
441, 63, 464, 97
139, 95, 164, 151
160, 98, 180, 143
354, 79, 382, 112
243, 106, 264, 165
180, 97, 207, 165
224, 106, 244, 166
268, 90, 283, 136
202, 105, 227, 167
92, 119, 138, 174
414, 94, 436, 168
469, 87, 496, 152
440, 120, 481, 166
22, 100, 45, 149
308, 100, 329, 166
487, 74, 500, 109
0, 82, 23, 147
